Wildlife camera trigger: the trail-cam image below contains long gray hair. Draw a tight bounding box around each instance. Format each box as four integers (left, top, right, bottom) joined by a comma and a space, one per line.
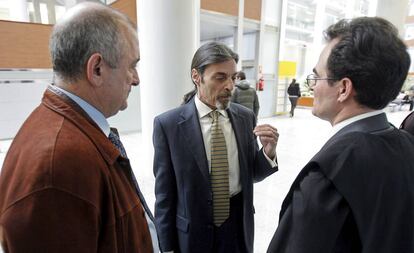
182, 41, 239, 104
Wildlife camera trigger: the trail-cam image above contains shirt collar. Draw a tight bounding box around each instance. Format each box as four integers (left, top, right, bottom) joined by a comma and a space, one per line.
53, 85, 110, 137
331, 110, 383, 137
194, 94, 228, 119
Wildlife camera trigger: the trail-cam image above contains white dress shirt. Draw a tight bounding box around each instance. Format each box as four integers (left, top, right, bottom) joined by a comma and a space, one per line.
54, 85, 160, 253
195, 96, 277, 196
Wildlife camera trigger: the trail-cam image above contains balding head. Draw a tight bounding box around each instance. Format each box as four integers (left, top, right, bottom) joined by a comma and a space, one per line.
50, 2, 137, 84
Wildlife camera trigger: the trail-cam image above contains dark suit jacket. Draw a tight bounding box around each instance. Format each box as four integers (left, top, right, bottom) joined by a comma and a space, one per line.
400, 111, 414, 135
268, 113, 414, 253
0, 86, 153, 252
153, 99, 277, 253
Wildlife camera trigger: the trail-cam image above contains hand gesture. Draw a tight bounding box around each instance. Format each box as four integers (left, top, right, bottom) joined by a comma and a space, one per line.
253, 124, 279, 160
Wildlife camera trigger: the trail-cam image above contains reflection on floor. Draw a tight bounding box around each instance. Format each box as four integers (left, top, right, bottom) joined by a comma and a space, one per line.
0, 107, 411, 252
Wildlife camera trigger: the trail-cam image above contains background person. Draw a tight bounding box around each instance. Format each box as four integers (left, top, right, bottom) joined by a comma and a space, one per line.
0, 3, 157, 252
287, 78, 301, 117
231, 71, 260, 118
153, 41, 279, 253
268, 17, 414, 253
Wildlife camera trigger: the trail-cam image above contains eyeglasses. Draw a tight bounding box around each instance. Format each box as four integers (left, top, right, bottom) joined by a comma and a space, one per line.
306, 74, 338, 88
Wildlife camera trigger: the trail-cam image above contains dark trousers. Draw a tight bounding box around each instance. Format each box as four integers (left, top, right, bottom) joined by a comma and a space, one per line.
288, 96, 299, 116
213, 192, 247, 253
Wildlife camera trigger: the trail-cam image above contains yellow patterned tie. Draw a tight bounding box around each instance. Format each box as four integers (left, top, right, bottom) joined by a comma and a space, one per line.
210, 110, 230, 226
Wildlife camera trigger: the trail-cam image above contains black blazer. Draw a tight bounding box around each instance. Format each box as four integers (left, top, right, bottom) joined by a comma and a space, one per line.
153, 99, 277, 253
268, 113, 414, 253
400, 111, 414, 135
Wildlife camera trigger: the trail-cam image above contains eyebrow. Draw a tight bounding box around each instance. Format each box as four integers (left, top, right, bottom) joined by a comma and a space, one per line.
215, 71, 238, 76
312, 68, 319, 76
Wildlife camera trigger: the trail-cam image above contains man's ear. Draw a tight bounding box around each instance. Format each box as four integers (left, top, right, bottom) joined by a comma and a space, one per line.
86, 53, 104, 87
191, 69, 201, 86
337, 77, 353, 103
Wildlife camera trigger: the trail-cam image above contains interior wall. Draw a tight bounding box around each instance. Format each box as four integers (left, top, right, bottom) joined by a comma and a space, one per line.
0, 0, 136, 69
0, 20, 52, 68
244, 0, 262, 20
111, 0, 137, 25
201, 0, 238, 16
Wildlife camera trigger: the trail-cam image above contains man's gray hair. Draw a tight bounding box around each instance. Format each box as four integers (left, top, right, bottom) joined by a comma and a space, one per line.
49, 2, 135, 83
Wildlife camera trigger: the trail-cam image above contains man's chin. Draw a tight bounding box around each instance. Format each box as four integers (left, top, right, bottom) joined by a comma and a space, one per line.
120, 102, 128, 111
311, 107, 318, 117
216, 99, 230, 110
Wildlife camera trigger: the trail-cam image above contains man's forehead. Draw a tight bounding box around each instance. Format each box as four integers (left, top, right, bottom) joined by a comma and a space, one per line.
121, 28, 139, 52
321, 39, 339, 60
205, 60, 237, 74
315, 39, 339, 74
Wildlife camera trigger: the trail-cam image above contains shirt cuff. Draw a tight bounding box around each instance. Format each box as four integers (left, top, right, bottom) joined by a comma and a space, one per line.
263, 149, 277, 167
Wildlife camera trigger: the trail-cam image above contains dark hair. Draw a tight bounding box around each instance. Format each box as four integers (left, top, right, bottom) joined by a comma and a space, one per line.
324, 17, 410, 109
50, 2, 136, 83
182, 41, 239, 104
236, 71, 246, 80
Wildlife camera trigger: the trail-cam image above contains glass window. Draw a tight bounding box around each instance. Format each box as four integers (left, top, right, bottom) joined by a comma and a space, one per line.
0, 0, 109, 24
409, 0, 414, 16
405, 24, 414, 40
39, 3, 48, 24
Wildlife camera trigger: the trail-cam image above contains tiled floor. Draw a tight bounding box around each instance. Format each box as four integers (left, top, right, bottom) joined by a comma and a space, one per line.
0, 107, 411, 252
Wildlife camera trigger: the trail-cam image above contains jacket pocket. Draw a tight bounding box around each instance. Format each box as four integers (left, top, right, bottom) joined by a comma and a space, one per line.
176, 214, 189, 233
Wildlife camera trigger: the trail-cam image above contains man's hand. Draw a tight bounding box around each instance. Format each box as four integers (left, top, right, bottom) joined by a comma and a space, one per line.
253, 124, 279, 160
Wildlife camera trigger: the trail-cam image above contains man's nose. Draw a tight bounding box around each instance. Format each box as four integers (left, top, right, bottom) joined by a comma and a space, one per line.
225, 77, 235, 90
131, 69, 139, 86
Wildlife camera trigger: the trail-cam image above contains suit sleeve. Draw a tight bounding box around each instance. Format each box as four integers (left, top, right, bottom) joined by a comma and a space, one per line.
253, 91, 260, 117
253, 149, 277, 182
153, 117, 178, 252
400, 111, 414, 135
267, 171, 349, 253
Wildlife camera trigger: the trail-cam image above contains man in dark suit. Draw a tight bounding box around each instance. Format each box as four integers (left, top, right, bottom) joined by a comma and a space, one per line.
153, 42, 279, 253
267, 17, 414, 253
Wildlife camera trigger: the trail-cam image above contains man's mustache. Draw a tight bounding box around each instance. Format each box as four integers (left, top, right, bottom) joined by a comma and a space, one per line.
218, 91, 232, 98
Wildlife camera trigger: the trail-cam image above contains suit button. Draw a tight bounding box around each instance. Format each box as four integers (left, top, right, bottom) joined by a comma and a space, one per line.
207, 200, 212, 205
207, 224, 213, 229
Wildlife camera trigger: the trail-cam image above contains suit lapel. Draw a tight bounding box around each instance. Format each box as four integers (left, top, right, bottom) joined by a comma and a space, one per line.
227, 105, 247, 152
178, 100, 210, 181
227, 105, 251, 189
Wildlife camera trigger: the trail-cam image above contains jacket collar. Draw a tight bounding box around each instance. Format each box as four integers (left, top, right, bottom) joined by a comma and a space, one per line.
332, 112, 392, 140
43, 85, 120, 165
